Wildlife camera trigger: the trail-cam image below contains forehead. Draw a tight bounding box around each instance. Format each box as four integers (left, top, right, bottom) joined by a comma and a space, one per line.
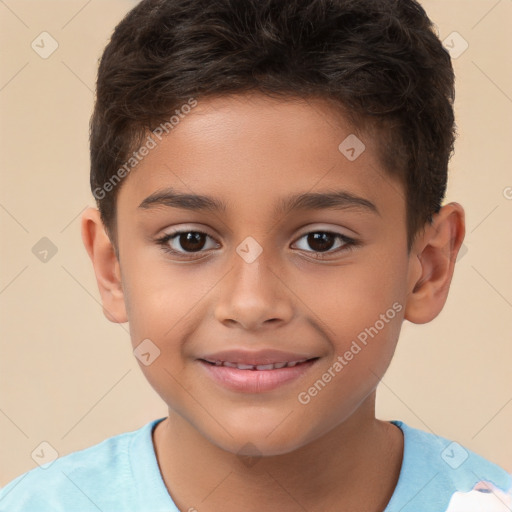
117, 93, 404, 222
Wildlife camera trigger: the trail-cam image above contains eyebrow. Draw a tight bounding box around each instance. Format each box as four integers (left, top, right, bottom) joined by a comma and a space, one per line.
138, 187, 380, 217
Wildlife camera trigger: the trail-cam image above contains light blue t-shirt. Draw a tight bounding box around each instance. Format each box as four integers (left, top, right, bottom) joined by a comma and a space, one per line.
1, 417, 511, 512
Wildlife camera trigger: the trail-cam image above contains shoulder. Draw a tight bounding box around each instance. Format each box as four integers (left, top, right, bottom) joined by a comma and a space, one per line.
396, 421, 511, 488
385, 421, 512, 512
0, 419, 163, 512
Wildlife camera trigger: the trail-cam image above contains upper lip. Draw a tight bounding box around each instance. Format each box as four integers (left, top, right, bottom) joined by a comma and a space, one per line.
199, 349, 318, 365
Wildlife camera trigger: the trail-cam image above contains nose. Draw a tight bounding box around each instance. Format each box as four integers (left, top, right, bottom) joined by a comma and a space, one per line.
214, 248, 294, 332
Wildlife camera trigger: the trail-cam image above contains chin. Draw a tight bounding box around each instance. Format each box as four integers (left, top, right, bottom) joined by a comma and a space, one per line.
227, 435, 305, 459
203, 416, 322, 459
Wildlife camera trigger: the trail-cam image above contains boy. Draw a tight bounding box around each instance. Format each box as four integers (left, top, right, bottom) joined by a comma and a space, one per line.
1, 0, 510, 510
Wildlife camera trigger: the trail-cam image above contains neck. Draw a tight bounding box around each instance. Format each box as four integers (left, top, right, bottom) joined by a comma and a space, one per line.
152, 394, 403, 512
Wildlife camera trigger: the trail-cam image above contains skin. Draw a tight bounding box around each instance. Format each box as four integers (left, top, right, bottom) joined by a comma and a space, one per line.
82, 93, 465, 511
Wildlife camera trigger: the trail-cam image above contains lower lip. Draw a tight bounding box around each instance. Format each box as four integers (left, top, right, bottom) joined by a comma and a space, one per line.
198, 359, 318, 393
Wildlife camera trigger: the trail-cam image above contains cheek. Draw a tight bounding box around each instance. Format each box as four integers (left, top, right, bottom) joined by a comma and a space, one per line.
292, 256, 405, 390
121, 255, 208, 342
296, 256, 405, 333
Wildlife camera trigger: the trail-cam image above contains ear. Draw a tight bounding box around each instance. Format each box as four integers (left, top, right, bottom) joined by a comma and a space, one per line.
81, 207, 128, 323
404, 202, 465, 324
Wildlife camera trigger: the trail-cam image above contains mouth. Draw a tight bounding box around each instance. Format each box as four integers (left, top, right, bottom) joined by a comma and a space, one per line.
200, 358, 319, 370
197, 357, 320, 393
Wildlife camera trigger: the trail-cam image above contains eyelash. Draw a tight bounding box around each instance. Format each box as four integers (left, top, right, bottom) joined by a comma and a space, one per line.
154, 229, 359, 260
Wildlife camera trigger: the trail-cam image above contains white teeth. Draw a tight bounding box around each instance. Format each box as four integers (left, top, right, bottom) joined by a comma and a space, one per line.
236, 363, 255, 370
207, 359, 310, 370
255, 364, 275, 370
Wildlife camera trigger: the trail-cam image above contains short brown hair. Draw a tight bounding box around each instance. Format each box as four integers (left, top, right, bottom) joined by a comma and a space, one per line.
90, 0, 455, 253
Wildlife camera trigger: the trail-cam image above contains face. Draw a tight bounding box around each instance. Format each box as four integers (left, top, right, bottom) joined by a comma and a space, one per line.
113, 94, 415, 456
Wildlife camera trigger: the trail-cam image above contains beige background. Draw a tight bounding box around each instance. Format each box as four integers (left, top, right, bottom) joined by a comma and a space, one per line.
1, 0, 511, 487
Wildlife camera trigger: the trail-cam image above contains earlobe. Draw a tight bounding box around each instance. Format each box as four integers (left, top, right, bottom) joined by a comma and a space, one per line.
81, 207, 128, 324
404, 202, 465, 324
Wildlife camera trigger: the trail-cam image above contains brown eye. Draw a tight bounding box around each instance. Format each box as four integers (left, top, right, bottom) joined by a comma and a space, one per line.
305, 232, 336, 252
292, 231, 356, 257
177, 232, 207, 252
156, 230, 219, 257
